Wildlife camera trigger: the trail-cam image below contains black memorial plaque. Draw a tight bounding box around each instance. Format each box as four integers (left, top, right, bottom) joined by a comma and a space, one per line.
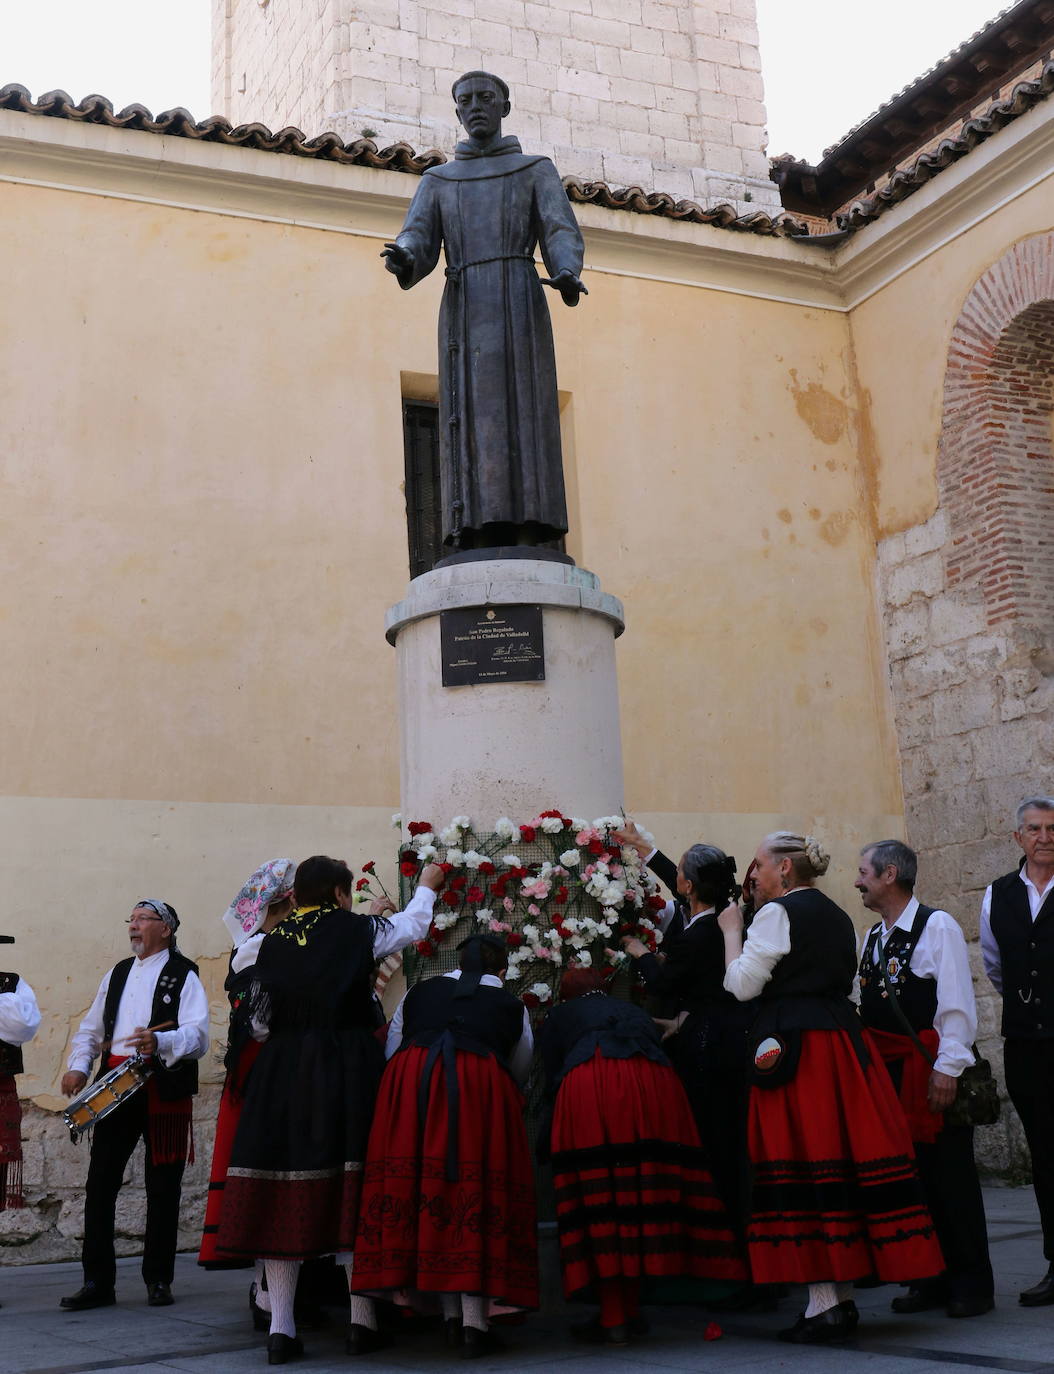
441, 605, 545, 686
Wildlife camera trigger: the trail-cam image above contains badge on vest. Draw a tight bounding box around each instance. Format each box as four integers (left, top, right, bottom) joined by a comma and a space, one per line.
753, 1035, 785, 1074
885, 956, 902, 982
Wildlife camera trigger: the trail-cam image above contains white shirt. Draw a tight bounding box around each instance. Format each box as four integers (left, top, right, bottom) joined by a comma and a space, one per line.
980, 866, 1054, 994
251, 886, 438, 1040
386, 970, 535, 1086
0, 977, 41, 1046
68, 949, 210, 1076
861, 896, 976, 1077
723, 899, 793, 1002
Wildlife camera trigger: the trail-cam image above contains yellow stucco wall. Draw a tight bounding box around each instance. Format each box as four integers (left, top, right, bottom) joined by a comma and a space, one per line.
20, 115, 1050, 1097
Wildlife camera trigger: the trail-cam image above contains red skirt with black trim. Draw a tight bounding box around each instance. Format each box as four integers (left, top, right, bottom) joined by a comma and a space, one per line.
746, 1027, 944, 1284
353, 1045, 538, 1310
551, 1051, 747, 1299
198, 1040, 261, 1268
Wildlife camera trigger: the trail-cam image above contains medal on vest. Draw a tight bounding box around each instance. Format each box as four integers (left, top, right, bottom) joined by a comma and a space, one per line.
753, 1035, 786, 1075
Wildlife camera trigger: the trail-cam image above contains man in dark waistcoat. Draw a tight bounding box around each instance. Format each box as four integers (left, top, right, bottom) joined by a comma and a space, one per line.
981, 796, 1054, 1305
383, 70, 586, 552
59, 901, 209, 1311
856, 840, 993, 1318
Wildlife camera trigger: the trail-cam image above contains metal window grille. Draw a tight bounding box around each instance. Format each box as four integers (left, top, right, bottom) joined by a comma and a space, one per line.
402, 401, 443, 579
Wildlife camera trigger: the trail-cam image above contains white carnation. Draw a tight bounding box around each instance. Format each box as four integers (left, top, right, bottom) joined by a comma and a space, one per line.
416, 844, 438, 861
439, 826, 462, 846
494, 817, 518, 840
528, 983, 553, 1003
475, 908, 493, 925
501, 854, 520, 867
391, 813, 402, 829
559, 850, 581, 867
521, 924, 540, 943
593, 815, 624, 832
571, 819, 589, 832
462, 850, 486, 869
574, 951, 592, 968
451, 815, 472, 831
540, 816, 564, 834
445, 847, 465, 867
411, 831, 435, 849
505, 966, 521, 982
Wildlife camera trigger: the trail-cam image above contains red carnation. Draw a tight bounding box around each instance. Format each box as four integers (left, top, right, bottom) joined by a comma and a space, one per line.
647, 894, 666, 911
519, 825, 537, 843
415, 939, 437, 957
442, 890, 461, 908
554, 886, 569, 904
467, 885, 485, 903
510, 866, 528, 881
355, 878, 370, 891
400, 860, 419, 877
507, 932, 524, 948
450, 874, 467, 891
588, 838, 604, 856
521, 992, 539, 1009
539, 809, 563, 819
478, 861, 495, 875
704, 1322, 722, 1342
440, 862, 454, 874
408, 820, 433, 836
361, 860, 376, 874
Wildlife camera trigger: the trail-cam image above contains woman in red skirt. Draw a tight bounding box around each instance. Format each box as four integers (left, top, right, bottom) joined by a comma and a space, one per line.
198, 858, 296, 1335
538, 967, 746, 1345
353, 934, 537, 1359
718, 831, 944, 1344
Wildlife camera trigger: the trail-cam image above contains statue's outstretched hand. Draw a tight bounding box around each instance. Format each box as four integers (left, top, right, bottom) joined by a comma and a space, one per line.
540, 269, 588, 306
381, 242, 414, 279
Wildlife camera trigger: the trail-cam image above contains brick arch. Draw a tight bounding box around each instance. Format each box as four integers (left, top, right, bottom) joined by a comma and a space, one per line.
939, 234, 1054, 627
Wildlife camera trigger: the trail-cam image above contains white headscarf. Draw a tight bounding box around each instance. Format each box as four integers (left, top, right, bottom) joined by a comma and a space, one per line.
222, 859, 296, 947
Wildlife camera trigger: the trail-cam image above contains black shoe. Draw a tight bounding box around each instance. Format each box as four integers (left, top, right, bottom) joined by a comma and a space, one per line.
444, 1316, 463, 1350
250, 1281, 270, 1333
461, 1326, 505, 1359
840, 1299, 860, 1330
569, 1316, 630, 1345
1020, 1267, 1054, 1307
947, 1297, 994, 1318
146, 1282, 173, 1307
60, 1282, 116, 1312
778, 1306, 852, 1345
891, 1287, 946, 1314
345, 1323, 389, 1356
266, 1333, 303, 1365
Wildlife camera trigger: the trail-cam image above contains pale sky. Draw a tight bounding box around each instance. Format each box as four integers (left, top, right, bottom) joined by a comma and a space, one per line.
3, 1, 1013, 162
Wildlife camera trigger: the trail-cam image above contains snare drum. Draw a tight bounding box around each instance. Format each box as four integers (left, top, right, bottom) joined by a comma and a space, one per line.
63, 1055, 153, 1141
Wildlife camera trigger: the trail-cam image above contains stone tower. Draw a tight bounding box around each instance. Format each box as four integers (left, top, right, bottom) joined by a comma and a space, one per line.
210, 0, 778, 210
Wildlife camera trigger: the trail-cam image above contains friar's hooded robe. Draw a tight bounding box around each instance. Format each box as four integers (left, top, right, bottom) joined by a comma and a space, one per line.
392, 135, 584, 547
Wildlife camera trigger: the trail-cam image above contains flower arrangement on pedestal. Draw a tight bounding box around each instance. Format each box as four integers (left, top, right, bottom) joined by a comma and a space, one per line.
385, 810, 667, 1008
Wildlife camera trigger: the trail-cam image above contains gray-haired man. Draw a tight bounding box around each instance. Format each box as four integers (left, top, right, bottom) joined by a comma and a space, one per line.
982, 797, 1054, 1305
60, 901, 209, 1311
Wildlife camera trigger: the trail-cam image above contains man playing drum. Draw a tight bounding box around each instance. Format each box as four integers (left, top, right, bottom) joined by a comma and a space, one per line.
59, 901, 209, 1311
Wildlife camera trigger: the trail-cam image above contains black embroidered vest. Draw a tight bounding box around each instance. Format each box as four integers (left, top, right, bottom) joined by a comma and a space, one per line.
402, 977, 524, 1063
859, 905, 938, 1034
0, 972, 23, 1076
990, 868, 1054, 1039
101, 951, 200, 1099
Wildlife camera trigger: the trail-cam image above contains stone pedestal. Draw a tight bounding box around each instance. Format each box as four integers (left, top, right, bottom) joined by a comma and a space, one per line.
385, 559, 625, 828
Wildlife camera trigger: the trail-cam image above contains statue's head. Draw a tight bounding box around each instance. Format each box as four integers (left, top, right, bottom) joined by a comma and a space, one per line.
452, 71, 511, 145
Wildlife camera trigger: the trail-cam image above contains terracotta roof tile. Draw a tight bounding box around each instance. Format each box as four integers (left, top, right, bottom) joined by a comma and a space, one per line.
835, 57, 1054, 230
0, 84, 809, 240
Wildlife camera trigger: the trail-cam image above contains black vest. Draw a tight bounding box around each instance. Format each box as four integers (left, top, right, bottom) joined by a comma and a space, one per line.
0, 972, 24, 1076
990, 868, 1054, 1040
762, 888, 858, 1002
859, 905, 938, 1034
101, 951, 200, 1099
401, 976, 524, 1063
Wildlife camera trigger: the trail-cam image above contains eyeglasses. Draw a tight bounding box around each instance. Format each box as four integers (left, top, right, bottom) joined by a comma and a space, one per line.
125, 915, 166, 924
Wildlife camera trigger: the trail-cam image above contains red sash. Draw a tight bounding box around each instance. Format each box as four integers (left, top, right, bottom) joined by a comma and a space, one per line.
0, 1074, 23, 1209
865, 1027, 943, 1145
106, 1054, 194, 1166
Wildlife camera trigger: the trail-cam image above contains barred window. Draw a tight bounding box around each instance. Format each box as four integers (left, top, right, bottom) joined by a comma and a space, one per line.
402, 400, 443, 578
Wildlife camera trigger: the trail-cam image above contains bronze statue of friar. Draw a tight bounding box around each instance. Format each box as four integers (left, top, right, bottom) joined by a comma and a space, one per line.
383, 72, 587, 555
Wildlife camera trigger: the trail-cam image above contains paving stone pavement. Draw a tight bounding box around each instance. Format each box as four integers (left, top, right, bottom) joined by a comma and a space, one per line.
2, 1187, 1053, 1374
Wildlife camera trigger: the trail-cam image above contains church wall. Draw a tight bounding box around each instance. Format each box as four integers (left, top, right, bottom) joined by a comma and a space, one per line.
847, 174, 1054, 1180
212, 0, 779, 210
0, 129, 896, 1254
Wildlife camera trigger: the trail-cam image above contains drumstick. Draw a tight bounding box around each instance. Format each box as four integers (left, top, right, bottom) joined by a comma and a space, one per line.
106, 1020, 177, 1051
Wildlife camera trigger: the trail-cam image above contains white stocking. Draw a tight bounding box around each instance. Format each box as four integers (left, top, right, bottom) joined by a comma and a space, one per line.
804, 1281, 840, 1318
265, 1259, 300, 1338
461, 1295, 487, 1332
254, 1259, 271, 1312
344, 1261, 377, 1331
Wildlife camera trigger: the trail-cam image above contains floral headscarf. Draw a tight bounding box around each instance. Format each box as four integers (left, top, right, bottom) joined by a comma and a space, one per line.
222, 858, 296, 947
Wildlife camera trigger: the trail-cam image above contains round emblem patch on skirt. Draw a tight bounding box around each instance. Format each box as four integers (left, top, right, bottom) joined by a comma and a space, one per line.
753, 1036, 785, 1074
